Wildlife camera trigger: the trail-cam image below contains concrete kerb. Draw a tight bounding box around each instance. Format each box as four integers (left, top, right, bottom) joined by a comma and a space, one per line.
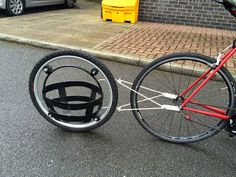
1, 33, 236, 80
0, 33, 141, 66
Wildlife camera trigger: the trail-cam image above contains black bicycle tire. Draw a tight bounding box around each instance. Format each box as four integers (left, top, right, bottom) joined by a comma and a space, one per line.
29, 50, 118, 131
130, 52, 236, 143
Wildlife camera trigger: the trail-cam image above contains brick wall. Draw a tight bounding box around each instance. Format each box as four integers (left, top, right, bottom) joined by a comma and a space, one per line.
139, 0, 236, 30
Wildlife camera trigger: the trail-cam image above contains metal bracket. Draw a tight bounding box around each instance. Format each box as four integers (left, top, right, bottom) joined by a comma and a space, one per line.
212, 43, 234, 68
115, 78, 180, 112
212, 53, 222, 68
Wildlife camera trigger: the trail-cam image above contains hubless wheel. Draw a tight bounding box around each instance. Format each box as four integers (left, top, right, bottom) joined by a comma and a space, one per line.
29, 50, 118, 131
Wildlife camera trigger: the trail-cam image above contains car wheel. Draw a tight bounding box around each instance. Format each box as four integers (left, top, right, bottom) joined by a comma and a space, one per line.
5, 0, 24, 16
65, 0, 75, 8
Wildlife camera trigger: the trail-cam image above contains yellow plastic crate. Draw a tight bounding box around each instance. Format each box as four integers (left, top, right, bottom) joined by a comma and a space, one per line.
102, 0, 139, 24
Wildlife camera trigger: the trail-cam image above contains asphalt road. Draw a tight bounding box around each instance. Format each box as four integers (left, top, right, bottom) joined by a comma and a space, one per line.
0, 41, 236, 177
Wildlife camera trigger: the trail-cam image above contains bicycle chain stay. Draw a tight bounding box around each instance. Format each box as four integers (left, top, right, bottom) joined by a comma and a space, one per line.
184, 102, 236, 136
183, 113, 230, 136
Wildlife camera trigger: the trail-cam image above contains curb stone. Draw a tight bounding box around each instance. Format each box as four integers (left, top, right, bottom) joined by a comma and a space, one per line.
0, 33, 141, 66
1, 33, 236, 79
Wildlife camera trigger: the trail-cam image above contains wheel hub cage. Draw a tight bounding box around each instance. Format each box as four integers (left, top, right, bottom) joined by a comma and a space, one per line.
42, 65, 103, 122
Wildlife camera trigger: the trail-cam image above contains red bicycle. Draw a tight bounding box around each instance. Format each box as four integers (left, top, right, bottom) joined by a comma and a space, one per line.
29, 0, 236, 143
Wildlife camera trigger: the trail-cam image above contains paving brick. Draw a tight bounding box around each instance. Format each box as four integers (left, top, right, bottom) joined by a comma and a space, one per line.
94, 22, 236, 72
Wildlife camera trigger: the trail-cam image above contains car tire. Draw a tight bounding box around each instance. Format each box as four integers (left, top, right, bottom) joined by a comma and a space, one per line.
64, 0, 75, 8
5, 0, 25, 16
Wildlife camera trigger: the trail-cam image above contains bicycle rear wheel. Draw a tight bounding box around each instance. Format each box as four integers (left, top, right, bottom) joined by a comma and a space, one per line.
29, 50, 118, 131
130, 52, 236, 143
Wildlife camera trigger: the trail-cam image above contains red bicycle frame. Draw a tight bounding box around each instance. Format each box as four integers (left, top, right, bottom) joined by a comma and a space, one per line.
179, 46, 236, 120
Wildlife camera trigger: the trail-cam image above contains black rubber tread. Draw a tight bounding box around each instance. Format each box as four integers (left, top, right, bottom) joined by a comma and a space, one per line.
5, 0, 24, 16
130, 52, 236, 143
29, 50, 118, 131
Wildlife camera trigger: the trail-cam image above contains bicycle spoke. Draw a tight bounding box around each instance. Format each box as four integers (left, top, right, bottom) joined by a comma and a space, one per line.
178, 115, 183, 136
169, 62, 177, 94
158, 111, 172, 132
190, 119, 200, 134
149, 73, 176, 94
185, 117, 191, 136
183, 111, 201, 134
177, 60, 184, 94
185, 61, 197, 98
167, 112, 174, 135
186, 62, 197, 88
158, 68, 178, 94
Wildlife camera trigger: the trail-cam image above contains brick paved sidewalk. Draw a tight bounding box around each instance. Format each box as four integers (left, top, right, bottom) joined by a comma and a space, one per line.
94, 22, 236, 72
